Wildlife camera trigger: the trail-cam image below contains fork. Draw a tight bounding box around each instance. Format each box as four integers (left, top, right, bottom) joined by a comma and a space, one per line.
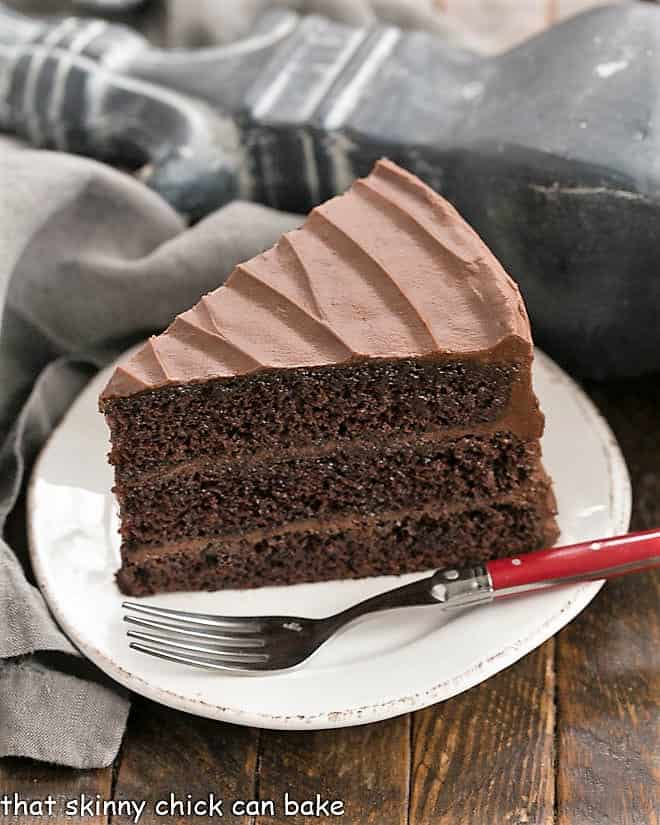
124, 527, 660, 673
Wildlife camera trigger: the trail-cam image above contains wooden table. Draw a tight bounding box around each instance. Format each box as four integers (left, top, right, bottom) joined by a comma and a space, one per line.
1, 376, 658, 824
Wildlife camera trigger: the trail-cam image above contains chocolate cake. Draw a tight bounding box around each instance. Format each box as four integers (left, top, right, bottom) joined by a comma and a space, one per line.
100, 159, 559, 596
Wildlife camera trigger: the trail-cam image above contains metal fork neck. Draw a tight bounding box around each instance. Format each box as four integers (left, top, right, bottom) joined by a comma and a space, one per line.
430, 565, 494, 608
326, 564, 494, 635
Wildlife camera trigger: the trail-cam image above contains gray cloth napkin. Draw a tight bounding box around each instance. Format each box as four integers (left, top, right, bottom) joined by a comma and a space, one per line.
0, 136, 301, 767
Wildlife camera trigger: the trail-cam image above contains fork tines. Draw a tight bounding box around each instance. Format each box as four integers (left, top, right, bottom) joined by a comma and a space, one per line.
122, 601, 271, 672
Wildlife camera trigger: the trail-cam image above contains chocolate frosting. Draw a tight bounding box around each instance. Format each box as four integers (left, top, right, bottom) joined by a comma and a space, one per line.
101, 160, 532, 400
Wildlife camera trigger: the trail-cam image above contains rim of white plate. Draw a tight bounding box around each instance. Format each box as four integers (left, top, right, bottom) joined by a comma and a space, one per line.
27, 349, 632, 728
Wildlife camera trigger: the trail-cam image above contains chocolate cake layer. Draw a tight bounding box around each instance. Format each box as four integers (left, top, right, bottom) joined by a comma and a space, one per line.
116, 432, 544, 548
103, 356, 542, 477
116, 499, 559, 596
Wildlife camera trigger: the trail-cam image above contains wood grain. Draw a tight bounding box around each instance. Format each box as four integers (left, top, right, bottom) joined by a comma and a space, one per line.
409, 639, 556, 825
0, 760, 112, 825
556, 376, 660, 825
255, 717, 410, 825
111, 698, 258, 824
557, 573, 660, 825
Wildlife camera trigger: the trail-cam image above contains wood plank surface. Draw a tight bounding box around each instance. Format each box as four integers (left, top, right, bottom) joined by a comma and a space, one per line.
556, 377, 660, 825
0, 760, 112, 825
557, 572, 660, 825
409, 639, 556, 825
111, 698, 258, 824
255, 717, 410, 825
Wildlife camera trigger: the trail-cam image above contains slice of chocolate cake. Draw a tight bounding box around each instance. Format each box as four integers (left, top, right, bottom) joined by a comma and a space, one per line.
100, 159, 559, 596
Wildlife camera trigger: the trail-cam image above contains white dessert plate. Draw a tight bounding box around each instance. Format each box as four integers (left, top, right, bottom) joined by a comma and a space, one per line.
29, 349, 630, 729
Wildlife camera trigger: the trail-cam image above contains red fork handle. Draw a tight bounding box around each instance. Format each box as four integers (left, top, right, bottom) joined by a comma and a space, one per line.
487, 528, 660, 595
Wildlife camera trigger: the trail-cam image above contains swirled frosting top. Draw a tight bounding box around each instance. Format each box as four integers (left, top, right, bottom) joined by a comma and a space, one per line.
101, 159, 532, 400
